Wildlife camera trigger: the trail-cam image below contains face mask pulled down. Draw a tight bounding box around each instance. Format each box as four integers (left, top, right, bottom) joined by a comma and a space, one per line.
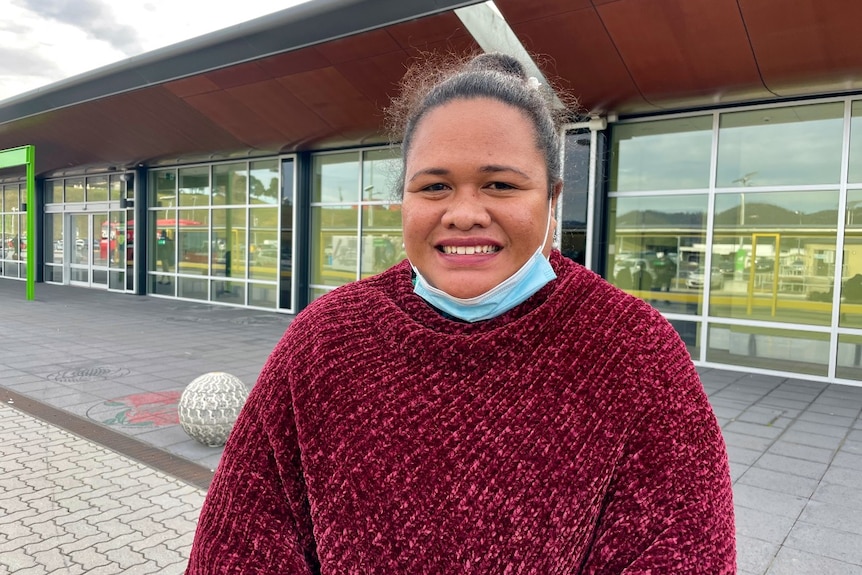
412, 202, 557, 322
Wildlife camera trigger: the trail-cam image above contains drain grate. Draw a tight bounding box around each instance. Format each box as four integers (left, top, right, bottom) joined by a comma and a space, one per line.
47, 366, 131, 383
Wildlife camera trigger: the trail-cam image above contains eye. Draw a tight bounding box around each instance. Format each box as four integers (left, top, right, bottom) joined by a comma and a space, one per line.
486, 181, 517, 191
420, 183, 449, 192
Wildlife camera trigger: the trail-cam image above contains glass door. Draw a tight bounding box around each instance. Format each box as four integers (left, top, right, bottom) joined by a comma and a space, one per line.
68, 212, 109, 288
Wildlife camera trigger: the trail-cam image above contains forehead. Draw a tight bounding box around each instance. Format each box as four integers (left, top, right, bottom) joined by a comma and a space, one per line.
407, 98, 541, 161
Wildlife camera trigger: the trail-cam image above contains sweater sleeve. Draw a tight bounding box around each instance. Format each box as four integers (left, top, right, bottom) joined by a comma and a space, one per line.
185, 346, 318, 575
580, 341, 736, 574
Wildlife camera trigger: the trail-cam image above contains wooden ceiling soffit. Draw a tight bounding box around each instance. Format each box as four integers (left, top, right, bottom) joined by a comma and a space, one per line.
226, 80, 333, 145
507, 7, 654, 114
596, 0, 769, 106
495, 0, 592, 25
739, 0, 862, 96
314, 28, 403, 64
275, 67, 382, 133
182, 90, 287, 149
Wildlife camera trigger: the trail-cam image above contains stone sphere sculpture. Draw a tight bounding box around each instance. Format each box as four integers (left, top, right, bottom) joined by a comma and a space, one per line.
178, 372, 249, 447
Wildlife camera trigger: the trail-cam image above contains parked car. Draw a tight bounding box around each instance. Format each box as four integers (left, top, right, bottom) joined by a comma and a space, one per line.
686, 266, 724, 290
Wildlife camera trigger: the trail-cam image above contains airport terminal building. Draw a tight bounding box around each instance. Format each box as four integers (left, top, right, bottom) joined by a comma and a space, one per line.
2, 0, 862, 385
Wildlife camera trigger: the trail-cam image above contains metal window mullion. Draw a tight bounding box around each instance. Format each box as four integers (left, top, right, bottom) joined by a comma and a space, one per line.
828, 98, 854, 379
698, 110, 722, 365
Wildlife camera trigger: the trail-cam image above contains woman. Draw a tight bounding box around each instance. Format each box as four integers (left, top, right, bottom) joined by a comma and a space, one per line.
186, 53, 735, 574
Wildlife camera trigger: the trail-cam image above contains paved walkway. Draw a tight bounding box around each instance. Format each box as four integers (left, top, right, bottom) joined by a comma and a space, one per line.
1, 279, 861, 574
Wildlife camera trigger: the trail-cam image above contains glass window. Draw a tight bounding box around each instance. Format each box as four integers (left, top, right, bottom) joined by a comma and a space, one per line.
314, 153, 359, 203
178, 166, 210, 208
606, 195, 707, 315
840, 190, 862, 328
312, 206, 358, 286
86, 176, 108, 202
249, 206, 276, 281
716, 103, 843, 187
707, 324, 829, 377
212, 207, 246, 280
711, 190, 839, 326
109, 175, 124, 202
65, 178, 85, 203
176, 209, 209, 276
151, 170, 176, 208
214, 162, 246, 206
44, 213, 62, 265
836, 334, 862, 381
362, 148, 399, 202
847, 101, 862, 184
249, 160, 279, 205
44, 180, 62, 204
360, 206, 403, 278
560, 130, 591, 265
610, 116, 712, 192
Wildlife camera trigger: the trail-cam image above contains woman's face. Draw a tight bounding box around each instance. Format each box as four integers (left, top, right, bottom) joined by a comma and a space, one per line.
402, 97, 559, 299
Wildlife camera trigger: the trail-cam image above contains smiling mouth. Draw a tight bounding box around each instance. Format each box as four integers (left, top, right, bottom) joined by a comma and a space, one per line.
439, 245, 500, 255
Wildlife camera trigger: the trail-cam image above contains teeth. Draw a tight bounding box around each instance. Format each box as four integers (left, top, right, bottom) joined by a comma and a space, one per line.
442, 245, 497, 255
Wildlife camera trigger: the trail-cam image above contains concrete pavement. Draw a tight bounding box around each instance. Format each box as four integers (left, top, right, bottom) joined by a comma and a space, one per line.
1, 279, 861, 573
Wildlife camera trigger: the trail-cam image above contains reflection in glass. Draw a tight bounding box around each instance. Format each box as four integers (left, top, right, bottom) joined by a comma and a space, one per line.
707, 324, 829, 376
45, 180, 62, 204
314, 153, 359, 203
312, 206, 358, 286
110, 175, 123, 202
561, 130, 590, 264
179, 166, 210, 208
668, 319, 701, 359
362, 148, 400, 201
151, 170, 176, 208
250, 160, 278, 205
848, 101, 862, 183
248, 283, 276, 309
65, 178, 85, 203
44, 213, 62, 265
711, 191, 838, 326
610, 116, 712, 192
840, 190, 862, 328
360, 205, 403, 277
214, 163, 246, 206
717, 103, 843, 187
87, 176, 108, 202
176, 209, 209, 276
211, 208, 245, 280
250, 206, 277, 281
108, 211, 126, 270
606, 195, 707, 315
836, 334, 862, 381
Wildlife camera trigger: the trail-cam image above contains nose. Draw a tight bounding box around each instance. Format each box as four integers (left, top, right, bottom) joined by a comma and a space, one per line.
440, 188, 492, 231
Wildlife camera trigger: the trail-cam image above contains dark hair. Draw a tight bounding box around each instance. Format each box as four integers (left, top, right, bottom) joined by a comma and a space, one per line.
386, 52, 572, 198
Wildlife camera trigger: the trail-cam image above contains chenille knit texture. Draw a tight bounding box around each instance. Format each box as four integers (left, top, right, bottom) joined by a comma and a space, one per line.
186, 251, 736, 574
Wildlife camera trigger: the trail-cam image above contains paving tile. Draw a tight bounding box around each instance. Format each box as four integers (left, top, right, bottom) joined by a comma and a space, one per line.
753, 453, 829, 480
733, 483, 809, 519
767, 547, 862, 575
734, 506, 798, 544
797, 500, 862, 535
783, 522, 862, 565
766, 440, 835, 464
736, 534, 779, 575
736, 467, 820, 499
811, 482, 862, 510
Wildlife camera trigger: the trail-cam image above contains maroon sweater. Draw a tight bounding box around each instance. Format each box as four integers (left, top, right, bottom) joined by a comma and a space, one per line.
187, 251, 736, 574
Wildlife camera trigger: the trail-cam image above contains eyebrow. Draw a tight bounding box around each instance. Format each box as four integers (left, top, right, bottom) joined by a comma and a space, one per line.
408, 164, 530, 182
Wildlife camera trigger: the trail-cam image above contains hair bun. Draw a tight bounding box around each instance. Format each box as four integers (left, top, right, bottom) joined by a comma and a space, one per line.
465, 52, 527, 80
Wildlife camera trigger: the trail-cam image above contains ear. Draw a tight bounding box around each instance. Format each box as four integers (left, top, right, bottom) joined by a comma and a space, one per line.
550, 180, 563, 211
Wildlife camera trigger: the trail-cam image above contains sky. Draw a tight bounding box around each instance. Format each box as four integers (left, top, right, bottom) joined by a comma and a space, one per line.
0, 0, 312, 103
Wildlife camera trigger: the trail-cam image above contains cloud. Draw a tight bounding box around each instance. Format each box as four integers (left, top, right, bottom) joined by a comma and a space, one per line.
0, 46, 64, 78
13, 0, 144, 55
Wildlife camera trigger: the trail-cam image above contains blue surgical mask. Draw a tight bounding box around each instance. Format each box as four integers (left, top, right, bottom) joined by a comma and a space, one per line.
412, 203, 557, 322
